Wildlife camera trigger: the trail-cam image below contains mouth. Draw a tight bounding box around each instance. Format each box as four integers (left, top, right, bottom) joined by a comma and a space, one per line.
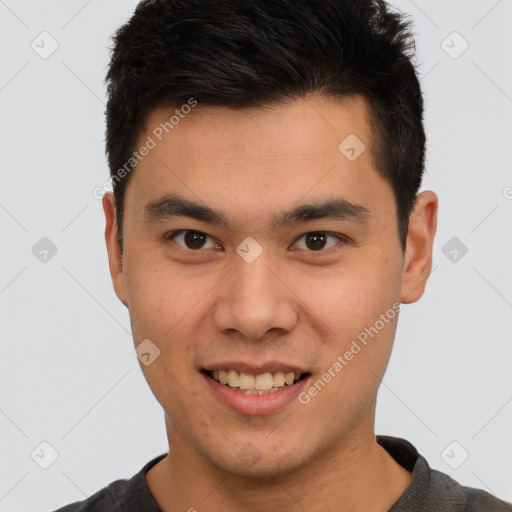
203, 369, 310, 395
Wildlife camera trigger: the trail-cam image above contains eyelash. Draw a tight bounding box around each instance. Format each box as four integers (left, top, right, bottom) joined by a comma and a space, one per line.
164, 230, 348, 254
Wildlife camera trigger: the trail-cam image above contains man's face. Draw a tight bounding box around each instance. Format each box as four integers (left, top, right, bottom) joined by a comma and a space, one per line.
106, 94, 417, 477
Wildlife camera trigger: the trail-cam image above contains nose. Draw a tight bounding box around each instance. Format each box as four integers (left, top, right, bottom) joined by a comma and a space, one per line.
212, 252, 298, 341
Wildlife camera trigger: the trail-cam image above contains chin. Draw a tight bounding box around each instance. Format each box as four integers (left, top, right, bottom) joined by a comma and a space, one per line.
219, 454, 307, 480
205, 438, 317, 480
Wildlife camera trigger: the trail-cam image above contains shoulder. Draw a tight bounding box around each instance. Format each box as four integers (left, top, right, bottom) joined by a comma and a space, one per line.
49, 454, 166, 512
51, 479, 128, 511
431, 468, 512, 511
377, 436, 512, 512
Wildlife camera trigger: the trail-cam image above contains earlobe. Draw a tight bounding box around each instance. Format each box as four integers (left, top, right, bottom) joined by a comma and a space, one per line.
102, 192, 128, 307
399, 191, 438, 304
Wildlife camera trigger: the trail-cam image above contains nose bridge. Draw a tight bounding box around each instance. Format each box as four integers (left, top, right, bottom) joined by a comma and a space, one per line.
213, 248, 297, 340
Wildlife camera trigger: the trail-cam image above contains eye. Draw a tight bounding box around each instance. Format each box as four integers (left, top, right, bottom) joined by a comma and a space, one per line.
166, 230, 219, 250
165, 230, 346, 253
292, 232, 345, 252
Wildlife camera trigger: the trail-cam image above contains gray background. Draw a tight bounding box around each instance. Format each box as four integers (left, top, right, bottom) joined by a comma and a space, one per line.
1, 0, 511, 510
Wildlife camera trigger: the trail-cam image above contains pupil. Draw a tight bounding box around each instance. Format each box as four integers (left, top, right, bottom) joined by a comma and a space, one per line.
185, 231, 206, 249
306, 232, 326, 250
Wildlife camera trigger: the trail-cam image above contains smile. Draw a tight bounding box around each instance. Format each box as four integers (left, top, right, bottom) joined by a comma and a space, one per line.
201, 362, 311, 415
205, 369, 307, 395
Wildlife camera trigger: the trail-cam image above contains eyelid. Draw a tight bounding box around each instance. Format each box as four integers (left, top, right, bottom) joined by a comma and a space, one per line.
165, 229, 347, 253
165, 230, 221, 251
291, 232, 347, 252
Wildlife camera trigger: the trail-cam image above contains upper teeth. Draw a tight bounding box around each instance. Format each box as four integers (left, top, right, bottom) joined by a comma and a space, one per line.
212, 370, 301, 390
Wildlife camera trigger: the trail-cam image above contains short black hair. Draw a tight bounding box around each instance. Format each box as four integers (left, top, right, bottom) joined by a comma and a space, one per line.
105, 0, 425, 255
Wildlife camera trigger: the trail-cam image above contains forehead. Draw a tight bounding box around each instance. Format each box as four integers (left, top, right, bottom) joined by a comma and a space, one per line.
124, 94, 395, 230
142, 94, 374, 165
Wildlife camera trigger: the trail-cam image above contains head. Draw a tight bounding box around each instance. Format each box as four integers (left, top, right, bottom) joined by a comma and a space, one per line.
103, 0, 437, 478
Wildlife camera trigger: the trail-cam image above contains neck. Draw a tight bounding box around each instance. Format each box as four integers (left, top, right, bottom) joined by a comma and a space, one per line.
147, 410, 412, 512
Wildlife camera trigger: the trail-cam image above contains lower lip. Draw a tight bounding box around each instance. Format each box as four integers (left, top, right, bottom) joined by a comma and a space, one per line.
202, 372, 310, 416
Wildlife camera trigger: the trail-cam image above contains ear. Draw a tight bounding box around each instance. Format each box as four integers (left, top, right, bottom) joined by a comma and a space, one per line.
400, 190, 438, 304
102, 192, 128, 307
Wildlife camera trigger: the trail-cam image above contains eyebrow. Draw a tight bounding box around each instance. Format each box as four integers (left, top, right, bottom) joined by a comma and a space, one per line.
143, 193, 370, 231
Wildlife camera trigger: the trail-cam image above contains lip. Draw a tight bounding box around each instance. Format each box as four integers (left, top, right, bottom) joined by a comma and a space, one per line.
203, 361, 309, 375
201, 370, 311, 416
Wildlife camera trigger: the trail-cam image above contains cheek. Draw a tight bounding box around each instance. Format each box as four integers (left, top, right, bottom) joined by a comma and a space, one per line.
300, 313, 398, 430
297, 262, 399, 330
125, 264, 203, 413
124, 258, 204, 342
298, 260, 401, 389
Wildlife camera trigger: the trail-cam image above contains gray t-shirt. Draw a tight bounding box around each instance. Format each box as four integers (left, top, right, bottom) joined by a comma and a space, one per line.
51, 436, 512, 511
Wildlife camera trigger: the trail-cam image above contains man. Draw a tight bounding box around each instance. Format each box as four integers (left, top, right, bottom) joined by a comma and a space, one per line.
55, 0, 512, 510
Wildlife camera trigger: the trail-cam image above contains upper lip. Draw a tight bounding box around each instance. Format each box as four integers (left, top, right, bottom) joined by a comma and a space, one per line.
203, 361, 309, 375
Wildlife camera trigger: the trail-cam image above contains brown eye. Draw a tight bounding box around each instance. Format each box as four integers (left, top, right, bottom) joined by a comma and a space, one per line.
305, 232, 327, 250
293, 232, 344, 252
167, 230, 217, 250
